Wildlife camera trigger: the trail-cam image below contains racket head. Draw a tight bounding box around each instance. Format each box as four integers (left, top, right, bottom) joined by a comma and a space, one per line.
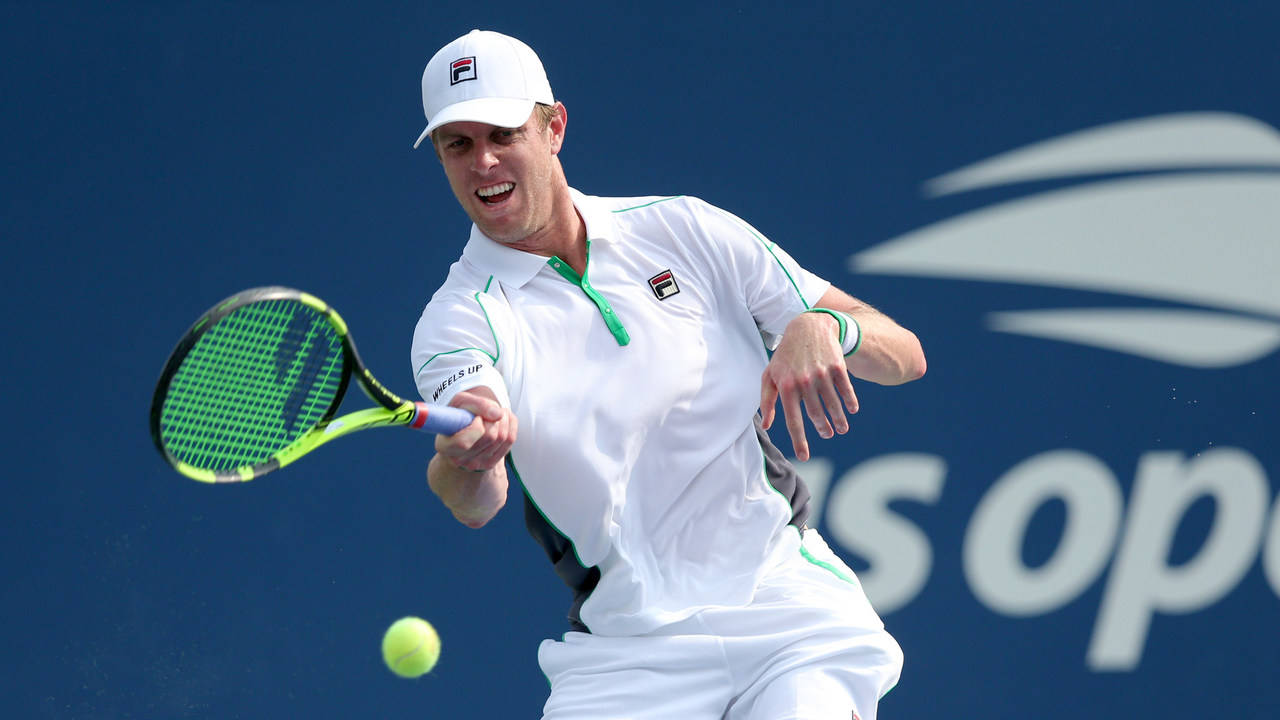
150, 287, 356, 482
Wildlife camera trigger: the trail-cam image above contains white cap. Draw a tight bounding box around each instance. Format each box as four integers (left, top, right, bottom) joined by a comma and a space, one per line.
412, 30, 555, 149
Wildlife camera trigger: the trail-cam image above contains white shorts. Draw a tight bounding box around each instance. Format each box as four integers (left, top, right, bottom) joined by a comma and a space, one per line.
537, 530, 902, 720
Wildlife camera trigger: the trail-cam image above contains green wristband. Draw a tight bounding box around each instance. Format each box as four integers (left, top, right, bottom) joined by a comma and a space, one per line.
804, 308, 862, 356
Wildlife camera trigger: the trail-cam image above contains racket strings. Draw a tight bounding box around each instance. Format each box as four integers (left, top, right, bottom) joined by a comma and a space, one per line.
159, 299, 346, 470
277, 309, 334, 432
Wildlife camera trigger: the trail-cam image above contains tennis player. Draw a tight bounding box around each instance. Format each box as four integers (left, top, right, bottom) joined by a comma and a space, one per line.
410, 29, 926, 720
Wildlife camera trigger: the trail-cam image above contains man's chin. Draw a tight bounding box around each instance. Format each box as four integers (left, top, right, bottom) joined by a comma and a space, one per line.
472, 217, 524, 245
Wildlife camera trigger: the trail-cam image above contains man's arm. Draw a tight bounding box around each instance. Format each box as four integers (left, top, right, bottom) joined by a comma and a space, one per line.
426, 387, 517, 528
760, 285, 925, 461
818, 285, 926, 386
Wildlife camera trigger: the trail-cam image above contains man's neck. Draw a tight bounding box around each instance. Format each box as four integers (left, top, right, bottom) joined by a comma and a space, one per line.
509, 182, 587, 275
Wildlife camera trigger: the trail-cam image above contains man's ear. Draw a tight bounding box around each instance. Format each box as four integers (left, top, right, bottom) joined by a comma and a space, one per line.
549, 102, 567, 155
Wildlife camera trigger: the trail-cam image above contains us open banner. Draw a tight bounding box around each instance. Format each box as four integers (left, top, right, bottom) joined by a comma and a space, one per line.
789, 111, 1279, 715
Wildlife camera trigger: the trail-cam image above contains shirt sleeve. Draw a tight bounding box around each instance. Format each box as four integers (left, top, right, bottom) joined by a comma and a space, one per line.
684, 197, 831, 338
410, 287, 512, 409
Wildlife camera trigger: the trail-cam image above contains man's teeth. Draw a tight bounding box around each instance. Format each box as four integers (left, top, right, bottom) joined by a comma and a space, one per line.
477, 183, 514, 198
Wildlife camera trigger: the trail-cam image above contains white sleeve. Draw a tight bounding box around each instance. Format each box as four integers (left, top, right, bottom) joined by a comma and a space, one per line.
410, 288, 511, 409
685, 197, 831, 338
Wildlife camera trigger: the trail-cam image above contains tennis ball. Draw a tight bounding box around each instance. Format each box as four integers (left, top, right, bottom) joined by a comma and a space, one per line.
381, 616, 440, 678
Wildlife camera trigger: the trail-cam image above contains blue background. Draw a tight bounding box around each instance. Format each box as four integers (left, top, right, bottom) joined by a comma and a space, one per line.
3, 2, 1277, 718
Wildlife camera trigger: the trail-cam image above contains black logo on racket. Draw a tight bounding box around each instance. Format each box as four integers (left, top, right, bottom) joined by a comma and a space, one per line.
275, 310, 332, 431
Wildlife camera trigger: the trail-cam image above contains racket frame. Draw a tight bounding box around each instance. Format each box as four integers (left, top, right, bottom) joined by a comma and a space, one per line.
150, 286, 447, 483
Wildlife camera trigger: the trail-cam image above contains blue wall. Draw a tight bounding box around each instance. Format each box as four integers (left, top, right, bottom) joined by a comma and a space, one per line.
4, 2, 1277, 717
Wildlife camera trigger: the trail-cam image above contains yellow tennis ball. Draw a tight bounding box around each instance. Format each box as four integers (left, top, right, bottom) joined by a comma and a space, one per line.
381, 616, 440, 678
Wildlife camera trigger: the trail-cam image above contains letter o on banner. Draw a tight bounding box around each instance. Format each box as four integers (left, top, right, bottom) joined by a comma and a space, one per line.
964, 450, 1124, 616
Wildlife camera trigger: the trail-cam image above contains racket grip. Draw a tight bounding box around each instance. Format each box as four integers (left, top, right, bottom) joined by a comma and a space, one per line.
409, 402, 476, 435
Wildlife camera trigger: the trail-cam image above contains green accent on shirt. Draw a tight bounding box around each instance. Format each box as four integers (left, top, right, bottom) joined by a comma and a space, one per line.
547, 241, 630, 346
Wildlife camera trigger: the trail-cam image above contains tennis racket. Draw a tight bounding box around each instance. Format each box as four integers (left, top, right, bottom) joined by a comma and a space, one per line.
150, 286, 474, 483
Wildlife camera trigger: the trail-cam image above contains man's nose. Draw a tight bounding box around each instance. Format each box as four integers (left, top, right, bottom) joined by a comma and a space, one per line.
472, 143, 499, 173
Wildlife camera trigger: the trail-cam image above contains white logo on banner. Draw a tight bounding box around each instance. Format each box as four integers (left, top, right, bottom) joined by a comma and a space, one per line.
853, 111, 1280, 368
808, 113, 1280, 672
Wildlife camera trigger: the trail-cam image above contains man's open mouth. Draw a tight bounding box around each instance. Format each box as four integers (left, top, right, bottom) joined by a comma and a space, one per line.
477, 182, 515, 204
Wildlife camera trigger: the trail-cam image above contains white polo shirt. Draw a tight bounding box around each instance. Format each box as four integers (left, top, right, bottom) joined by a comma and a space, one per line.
412, 189, 830, 636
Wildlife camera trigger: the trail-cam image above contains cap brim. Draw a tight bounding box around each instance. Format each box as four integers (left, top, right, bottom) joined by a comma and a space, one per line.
412, 97, 537, 149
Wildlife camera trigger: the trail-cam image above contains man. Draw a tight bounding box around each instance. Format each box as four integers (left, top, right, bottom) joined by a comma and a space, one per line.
410, 29, 926, 720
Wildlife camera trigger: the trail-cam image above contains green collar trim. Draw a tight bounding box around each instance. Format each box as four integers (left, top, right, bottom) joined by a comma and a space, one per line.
547, 241, 630, 346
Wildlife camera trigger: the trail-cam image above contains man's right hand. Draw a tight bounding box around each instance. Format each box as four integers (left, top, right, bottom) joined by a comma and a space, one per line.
433, 388, 517, 473
427, 387, 517, 528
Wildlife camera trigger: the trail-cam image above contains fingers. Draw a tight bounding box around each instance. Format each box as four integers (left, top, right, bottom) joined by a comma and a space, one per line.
470, 411, 517, 468
819, 364, 859, 435
781, 383, 811, 462
451, 413, 516, 471
435, 390, 517, 472
759, 377, 779, 430
766, 364, 861, 462
835, 366, 859, 418
449, 390, 505, 423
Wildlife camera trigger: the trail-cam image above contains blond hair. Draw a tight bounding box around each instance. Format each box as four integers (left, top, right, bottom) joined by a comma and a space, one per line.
430, 102, 560, 150
532, 102, 559, 129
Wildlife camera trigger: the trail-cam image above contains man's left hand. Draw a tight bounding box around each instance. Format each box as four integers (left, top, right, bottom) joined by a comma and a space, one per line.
760, 311, 859, 461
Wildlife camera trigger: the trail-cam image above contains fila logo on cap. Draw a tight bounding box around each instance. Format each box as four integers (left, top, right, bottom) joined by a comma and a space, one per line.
648, 270, 680, 300
450, 57, 476, 85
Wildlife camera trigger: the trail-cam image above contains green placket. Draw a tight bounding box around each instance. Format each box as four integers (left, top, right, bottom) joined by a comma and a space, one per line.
546, 241, 630, 346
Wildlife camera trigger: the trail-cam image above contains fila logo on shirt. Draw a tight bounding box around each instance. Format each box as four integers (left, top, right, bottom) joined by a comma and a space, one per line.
450, 57, 476, 85
648, 269, 680, 300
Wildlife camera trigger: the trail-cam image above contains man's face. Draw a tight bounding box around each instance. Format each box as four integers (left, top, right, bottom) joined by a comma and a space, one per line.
433, 110, 561, 245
